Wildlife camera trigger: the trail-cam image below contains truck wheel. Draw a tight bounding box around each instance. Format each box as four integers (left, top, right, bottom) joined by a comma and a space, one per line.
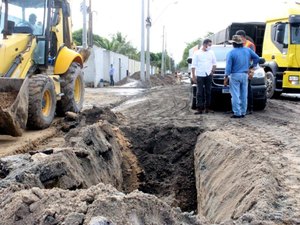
254, 97, 267, 110
265, 71, 275, 98
27, 75, 57, 129
57, 62, 84, 115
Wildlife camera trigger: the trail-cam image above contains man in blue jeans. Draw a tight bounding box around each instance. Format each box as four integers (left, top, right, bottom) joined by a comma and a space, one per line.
224, 35, 260, 118
109, 64, 115, 86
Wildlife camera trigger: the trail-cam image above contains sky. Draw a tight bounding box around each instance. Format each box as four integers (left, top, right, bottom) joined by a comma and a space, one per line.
70, 0, 294, 64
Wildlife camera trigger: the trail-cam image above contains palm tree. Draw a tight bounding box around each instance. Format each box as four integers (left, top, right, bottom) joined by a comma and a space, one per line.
72, 30, 139, 60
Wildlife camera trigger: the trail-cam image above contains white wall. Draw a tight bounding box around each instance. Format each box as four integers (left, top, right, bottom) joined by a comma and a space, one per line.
84, 46, 157, 87
128, 59, 140, 76
83, 48, 96, 86
107, 52, 129, 83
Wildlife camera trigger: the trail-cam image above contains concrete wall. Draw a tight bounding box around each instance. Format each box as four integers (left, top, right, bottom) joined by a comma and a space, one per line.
84, 46, 158, 87
108, 52, 129, 83
83, 47, 106, 87
128, 59, 140, 76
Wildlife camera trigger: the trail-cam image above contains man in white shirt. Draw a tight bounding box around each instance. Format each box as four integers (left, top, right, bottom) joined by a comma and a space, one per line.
191, 39, 217, 114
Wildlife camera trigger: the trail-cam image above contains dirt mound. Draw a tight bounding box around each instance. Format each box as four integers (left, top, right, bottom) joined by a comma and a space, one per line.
0, 122, 124, 191
113, 85, 300, 224
3, 83, 300, 224
116, 72, 177, 87
0, 106, 203, 224
0, 183, 201, 225
0, 92, 18, 109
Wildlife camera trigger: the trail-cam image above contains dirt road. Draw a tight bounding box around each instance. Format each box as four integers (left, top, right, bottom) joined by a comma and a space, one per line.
1, 78, 300, 224
115, 84, 300, 223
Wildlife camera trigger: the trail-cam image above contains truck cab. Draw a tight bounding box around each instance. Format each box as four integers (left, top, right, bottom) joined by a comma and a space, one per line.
263, 7, 300, 97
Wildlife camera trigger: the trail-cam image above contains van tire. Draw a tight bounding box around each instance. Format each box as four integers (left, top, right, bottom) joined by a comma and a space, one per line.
254, 97, 267, 110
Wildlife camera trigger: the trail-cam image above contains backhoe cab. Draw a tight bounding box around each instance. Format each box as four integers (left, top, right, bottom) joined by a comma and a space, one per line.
0, 0, 86, 136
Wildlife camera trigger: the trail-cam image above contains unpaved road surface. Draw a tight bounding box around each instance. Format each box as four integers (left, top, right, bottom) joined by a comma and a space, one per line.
0, 87, 146, 157
1, 77, 300, 224
115, 84, 300, 224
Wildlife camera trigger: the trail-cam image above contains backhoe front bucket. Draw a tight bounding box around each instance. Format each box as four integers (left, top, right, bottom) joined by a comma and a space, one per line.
0, 77, 29, 136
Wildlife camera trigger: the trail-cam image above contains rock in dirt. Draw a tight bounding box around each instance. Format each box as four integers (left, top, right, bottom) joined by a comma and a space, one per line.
89, 216, 115, 225
65, 111, 79, 121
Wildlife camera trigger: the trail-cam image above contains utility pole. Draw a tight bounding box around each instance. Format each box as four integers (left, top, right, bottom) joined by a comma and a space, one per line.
161, 26, 165, 76
140, 0, 145, 81
82, 0, 88, 49
88, 0, 93, 47
145, 0, 151, 85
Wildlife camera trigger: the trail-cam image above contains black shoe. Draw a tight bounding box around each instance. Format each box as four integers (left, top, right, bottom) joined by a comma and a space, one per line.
246, 110, 253, 115
194, 110, 203, 115
231, 115, 242, 118
205, 108, 214, 113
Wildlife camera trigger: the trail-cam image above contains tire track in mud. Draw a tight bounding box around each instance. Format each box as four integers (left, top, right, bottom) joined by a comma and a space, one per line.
116, 85, 194, 127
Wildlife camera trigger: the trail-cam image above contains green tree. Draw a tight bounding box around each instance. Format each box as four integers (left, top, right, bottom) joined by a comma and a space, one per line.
150, 52, 161, 67
110, 32, 139, 60
72, 29, 82, 46
72, 30, 139, 60
177, 32, 214, 70
177, 38, 202, 69
72, 30, 176, 69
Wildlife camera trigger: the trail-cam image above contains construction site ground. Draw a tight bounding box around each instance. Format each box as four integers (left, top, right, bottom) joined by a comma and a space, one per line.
1, 74, 300, 225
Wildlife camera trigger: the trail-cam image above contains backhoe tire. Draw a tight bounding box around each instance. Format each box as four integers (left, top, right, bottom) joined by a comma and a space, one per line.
56, 62, 84, 115
27, 75, 57, 129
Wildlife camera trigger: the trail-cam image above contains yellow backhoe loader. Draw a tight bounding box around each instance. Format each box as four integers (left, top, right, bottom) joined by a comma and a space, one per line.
0, 0, 87, 136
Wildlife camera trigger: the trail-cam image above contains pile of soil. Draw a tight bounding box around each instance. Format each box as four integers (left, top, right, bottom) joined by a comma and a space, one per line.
0, 92, 17, 109
0, 183, 201, 225
115, 85, 300, 224
2, 82, 300, 224
116, 72, 177, 87
0, 106, 202, 224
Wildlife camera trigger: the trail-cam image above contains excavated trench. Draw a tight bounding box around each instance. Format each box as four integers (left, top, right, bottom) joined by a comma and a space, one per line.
121, 125, 201, 213
1, 105, 290, 224
73, 106, 202, 213
0, 107, 204, 223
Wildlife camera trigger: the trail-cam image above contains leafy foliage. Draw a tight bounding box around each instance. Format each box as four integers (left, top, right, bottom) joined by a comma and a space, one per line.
72, 30, 175, 72
177, 32, 214, 70
177, 38, 202, 69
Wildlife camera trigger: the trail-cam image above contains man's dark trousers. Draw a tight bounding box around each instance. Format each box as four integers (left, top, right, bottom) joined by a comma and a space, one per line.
196, 75, 212, 110
248, 79, 253, 111
110, 75, 114, 86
